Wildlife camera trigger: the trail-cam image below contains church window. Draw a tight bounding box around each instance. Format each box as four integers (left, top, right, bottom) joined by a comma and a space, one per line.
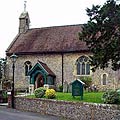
102, 74, 107, 85
24, 61, 32, 76
76, 56, 90, 75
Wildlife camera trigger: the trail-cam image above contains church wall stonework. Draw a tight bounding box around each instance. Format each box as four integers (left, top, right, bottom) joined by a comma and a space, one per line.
63, 53, 91, 84
6, 53, 120, 91
7, 54, 63, 90
92, 67, 120, 91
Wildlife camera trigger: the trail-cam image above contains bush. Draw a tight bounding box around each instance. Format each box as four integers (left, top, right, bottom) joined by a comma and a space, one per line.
45, 89, 56, 99
116, 89, 120, 95
58, 85, 63, 92
0, 90, 8, 103
2, 90, 7, 99
34, 87, 46, 98
102, 90, 119, 104
79, 76, 92, 89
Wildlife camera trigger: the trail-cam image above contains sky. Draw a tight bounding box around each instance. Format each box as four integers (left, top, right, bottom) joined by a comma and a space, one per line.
0, 0, 107, 58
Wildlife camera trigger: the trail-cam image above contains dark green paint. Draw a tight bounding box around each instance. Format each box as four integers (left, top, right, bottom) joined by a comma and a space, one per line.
72, 80, 84, 100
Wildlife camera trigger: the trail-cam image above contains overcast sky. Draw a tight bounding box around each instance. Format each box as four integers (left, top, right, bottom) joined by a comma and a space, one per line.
0, 0, 106, 58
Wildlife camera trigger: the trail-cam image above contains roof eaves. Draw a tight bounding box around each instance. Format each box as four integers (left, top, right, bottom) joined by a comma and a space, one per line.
6, 49, 90, 56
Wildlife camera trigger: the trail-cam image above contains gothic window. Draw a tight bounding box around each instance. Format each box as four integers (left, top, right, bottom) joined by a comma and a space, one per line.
76, 56, 90, 75
102, 74, 107, 85
24, 61, 32, 76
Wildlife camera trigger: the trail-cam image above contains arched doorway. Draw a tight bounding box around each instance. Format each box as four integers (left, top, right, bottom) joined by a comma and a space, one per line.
35, 74, 44, 89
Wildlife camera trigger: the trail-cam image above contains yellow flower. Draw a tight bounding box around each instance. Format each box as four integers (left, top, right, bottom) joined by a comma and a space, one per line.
45, 89, 56, 99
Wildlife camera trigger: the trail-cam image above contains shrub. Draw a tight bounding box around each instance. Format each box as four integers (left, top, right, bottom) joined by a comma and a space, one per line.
116, 89, 120, 100
0, 90, 8, 103
116, 89, 120, 95
2, 90, 8, 99
79, 76, 92, 89
102, 90, 119, 104
34, 87, 46, 98
45, 89, 56, 99
58, 85, 63, 92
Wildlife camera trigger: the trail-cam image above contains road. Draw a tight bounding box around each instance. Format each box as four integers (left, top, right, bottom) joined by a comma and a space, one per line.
0, 106, 66, 120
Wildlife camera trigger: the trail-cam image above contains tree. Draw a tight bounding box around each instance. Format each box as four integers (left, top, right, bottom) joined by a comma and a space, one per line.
79, 0, 120, 72
0, 58, 6, 79
0, 64, 2, 79
0, 59, 3, 79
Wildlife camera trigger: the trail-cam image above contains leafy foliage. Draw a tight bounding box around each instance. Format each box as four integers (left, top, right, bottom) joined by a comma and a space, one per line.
45, 89, 56, 99
34, 87, 46, 98
102, 90, 120, 104
0, 90, 8, 103
79, 0, 120, 71
79, 76, 92, 88
58, 85, 63, 92
2, 90, 8, 99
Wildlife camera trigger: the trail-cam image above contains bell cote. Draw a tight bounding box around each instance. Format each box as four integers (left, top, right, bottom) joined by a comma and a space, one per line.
19, 11, 30, 33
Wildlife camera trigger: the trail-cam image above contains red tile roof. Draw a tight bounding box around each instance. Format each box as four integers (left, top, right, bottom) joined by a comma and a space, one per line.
38, 61, 56, 76
6, 24, 89, 55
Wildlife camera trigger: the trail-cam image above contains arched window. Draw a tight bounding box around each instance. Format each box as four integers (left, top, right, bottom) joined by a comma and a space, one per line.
102, 74, 107, 85
76, 56, 90, 75
24, 61, 32, 76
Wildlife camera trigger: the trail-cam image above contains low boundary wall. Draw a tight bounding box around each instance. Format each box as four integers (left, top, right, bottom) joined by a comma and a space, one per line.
14, 97, 120, 120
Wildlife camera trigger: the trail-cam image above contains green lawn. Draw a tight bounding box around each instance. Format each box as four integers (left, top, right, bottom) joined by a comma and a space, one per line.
27, 92, 104, 103
56, 92, 103, 103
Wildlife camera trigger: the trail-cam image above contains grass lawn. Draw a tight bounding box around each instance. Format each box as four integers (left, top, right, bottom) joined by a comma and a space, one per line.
27, 91, 104, 103
56, 92, 103, 103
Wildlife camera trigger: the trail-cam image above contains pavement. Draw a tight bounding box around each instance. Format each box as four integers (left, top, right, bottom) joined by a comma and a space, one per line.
0, 93, 69, 120
0, 103, 68, 120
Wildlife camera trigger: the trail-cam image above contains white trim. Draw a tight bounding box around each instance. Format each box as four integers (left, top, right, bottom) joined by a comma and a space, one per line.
38, 62, 48, 74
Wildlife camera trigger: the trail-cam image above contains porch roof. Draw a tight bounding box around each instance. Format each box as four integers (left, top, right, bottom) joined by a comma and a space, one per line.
28, 61, 56, 77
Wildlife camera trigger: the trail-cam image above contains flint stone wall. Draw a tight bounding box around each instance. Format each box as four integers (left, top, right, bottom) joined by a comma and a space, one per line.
6, 53, 120, 91
14, 97, 120, 120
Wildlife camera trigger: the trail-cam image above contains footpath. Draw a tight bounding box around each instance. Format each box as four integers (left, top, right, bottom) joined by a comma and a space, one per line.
0, 104, 66, 120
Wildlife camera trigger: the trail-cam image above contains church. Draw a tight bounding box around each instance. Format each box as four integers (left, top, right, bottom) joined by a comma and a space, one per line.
5, 10, 120, 93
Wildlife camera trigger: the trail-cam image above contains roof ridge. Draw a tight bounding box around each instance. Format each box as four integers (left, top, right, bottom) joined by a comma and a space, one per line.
29, 24, 83, 30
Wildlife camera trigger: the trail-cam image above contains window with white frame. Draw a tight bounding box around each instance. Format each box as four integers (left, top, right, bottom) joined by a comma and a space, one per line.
76, 56, 90, 75
24, 61, 32, 76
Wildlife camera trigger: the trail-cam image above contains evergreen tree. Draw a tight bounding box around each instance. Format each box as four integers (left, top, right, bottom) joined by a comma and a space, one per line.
79, 0, 120, 71
0, 58, 6, 79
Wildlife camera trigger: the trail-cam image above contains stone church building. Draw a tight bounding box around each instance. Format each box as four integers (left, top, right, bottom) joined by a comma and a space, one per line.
5, 10, 120, 93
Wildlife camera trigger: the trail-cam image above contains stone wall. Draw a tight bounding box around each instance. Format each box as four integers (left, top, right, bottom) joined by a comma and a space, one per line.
6, 53, 86, 90
14, 97, 120, 120
6, 52, 120, 91
6, 54, 63, 89
92, 67, 120, 91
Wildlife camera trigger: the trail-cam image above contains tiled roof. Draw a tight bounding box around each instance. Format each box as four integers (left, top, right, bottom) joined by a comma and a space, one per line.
38, 61, 56, 76
28, 61, 56, 77
6, 24, 89, 55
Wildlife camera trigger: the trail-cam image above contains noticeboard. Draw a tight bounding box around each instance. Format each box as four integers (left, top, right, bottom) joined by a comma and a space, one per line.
72, 79, 84, 100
